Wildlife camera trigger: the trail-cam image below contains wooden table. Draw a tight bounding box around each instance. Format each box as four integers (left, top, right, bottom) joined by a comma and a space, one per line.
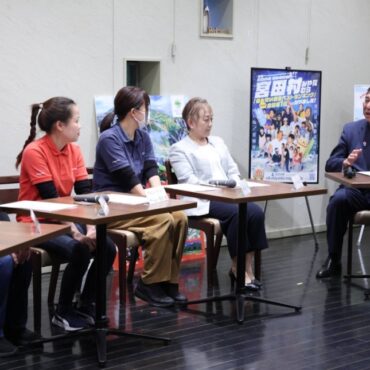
1, 195, 196, 367
0, 221, 69, 257
325, 171, 370, 188
165, 181, 327, 323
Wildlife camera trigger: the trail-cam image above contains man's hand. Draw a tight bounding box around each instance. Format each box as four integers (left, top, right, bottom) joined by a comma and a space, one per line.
343, 148, 362, 168
72, 229, 96, 252
12, 248, 31, 265
85, 225, 96, 241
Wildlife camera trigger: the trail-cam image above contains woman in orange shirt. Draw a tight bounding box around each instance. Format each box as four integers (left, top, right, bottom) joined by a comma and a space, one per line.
16, 97, 116, 332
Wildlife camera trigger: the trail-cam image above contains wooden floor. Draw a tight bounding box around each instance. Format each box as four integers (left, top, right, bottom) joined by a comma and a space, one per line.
2, 229, 370, 370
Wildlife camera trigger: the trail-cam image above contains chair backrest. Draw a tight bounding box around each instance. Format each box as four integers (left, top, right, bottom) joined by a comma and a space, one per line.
0, 167, 94, 207
0, 175, 20, 206
164, 160, 178, 185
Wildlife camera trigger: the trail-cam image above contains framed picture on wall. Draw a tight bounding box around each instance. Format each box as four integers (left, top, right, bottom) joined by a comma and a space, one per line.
249, 67, 322, 184
200, 0, 233, 38
354, 84, 369, 120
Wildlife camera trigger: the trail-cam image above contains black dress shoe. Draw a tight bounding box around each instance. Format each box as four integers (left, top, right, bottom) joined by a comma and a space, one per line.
0, 337, 17, 357
228, 269, 260, 291
316, 257, 342, 278
4, 328, 41, 347
162, 283, 187, 303
135, 279, 175, 307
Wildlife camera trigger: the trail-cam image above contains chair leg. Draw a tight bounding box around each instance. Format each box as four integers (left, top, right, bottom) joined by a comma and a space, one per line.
213, 232, 223, 270
118, 243, 127, 305
127, 246, 139, 285
31, 253, 42, 334
48, 263, 61, 307
347, 219, 354, 276
204, 227, 215, 287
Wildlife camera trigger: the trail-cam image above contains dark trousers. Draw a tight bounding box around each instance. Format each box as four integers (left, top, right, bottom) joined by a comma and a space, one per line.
0, 256, 32, 337
326, 186, 370, 261
0, 212, 31, 336
208, 201, 268, 258
38, 224, 116, 312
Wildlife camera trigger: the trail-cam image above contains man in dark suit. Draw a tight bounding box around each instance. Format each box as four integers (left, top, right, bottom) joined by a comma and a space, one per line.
317, 87, 370, 278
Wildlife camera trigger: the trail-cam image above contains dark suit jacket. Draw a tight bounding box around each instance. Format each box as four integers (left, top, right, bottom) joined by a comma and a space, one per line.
325, 119, 370, 172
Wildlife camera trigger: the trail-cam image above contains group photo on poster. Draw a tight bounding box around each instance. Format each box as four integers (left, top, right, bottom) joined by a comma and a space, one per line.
249, 68, 322, 183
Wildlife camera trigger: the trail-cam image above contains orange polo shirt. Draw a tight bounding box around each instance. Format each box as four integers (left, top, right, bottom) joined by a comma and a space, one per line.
18, 135, 88, 222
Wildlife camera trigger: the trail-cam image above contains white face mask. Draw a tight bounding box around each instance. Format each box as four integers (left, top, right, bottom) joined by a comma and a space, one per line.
133, 109, 147, 129
139, 121, 147, 130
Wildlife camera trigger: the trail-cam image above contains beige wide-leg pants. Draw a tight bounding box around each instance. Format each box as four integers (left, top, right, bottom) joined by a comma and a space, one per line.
108, 211, 188, 284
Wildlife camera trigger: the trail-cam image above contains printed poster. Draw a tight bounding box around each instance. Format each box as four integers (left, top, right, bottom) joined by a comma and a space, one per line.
249, 68, 322, 184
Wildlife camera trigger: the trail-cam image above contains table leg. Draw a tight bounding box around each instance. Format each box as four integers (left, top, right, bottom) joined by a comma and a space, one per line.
96, 224, 108, 366
25, 221, 171, 367
305, 196, 319, 249
96, 328, 107, 368
95, 224, 170, 367
183, 201, 301, 322
235, 203, 247, 323
236, 203, 247, 293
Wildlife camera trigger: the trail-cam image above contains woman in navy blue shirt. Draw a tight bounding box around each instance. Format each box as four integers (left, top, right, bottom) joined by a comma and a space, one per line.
94, 86, 188, 308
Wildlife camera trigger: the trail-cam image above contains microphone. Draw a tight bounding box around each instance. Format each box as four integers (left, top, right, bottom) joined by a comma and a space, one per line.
343, 166, 356, 179
73, 194, 110, 203
208, 179, 237, 188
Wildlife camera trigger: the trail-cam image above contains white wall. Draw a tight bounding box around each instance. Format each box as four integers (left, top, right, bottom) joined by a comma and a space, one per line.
1, 0, 370, 236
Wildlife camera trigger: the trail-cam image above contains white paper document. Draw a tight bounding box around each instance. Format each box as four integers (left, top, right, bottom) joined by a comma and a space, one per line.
245, 181, 270, 188
165, 184, 218, 192
358, 171, 370, 176
107, 193, 149, 205
1, 200, 77, 212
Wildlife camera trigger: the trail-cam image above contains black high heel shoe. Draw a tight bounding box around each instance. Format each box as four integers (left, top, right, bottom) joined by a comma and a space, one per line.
228, 269, 259, 291
251, 279, 263, 288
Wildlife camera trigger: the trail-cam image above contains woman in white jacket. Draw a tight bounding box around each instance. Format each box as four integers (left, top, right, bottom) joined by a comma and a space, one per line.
169, 97, 269, 290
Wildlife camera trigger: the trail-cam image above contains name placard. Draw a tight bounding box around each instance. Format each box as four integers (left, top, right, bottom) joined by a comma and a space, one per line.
291, 174, 305, 190
144, 187, 168, 204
